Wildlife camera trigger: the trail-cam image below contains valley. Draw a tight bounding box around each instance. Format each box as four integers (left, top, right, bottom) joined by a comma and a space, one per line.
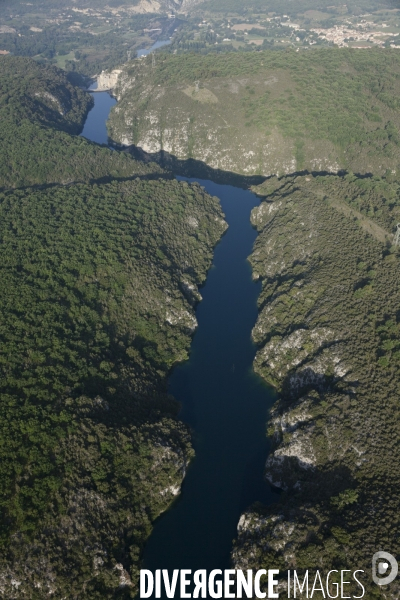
2, 0, 400, 78
106, 46, 400, 598
2, 1, 400, 596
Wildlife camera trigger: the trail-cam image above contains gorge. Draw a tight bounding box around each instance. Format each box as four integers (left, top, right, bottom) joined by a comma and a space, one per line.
83, 63, 400, 598
82, 90, 278, 592
2, 48, 400, 599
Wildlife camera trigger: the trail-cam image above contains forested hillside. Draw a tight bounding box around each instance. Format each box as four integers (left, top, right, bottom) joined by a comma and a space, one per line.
109, 48, 400, 177
4, 26, 400, 599
233, 172, 400, 598
0, 58, 226, 598
0, 57, 167, 189
0, 56, 91, 134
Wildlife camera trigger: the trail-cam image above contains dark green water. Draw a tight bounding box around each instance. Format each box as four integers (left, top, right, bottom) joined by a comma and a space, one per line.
81, 94, 276, 596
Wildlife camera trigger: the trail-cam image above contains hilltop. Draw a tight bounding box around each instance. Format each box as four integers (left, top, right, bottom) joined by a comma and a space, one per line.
108, 48, 400, 177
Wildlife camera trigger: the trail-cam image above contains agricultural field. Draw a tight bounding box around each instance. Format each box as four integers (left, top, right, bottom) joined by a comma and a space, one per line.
0, 0, 178, 78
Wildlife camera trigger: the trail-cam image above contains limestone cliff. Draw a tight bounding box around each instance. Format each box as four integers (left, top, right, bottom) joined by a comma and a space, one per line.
108, 50, 400, 178
233, 173, 400, 598
97, 69, 122, 91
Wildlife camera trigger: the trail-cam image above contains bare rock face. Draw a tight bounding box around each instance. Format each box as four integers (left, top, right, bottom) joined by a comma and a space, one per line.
233, 173, 400, 598
264, 397, 317, 490
109, 66, 341, 177
97, 69, 122, 91
108, 51, 400, 179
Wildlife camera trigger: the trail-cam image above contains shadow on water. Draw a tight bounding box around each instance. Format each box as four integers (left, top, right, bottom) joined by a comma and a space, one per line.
81, 94, 279, 596
112, 143, 372, 192
116, 145, 267, 190
142, 178, 278, 587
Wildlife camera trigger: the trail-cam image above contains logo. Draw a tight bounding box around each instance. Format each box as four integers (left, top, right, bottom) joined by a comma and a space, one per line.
372, 552, 398, 586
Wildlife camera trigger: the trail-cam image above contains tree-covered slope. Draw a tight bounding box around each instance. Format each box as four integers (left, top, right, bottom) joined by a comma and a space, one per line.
0, 179, 226, 599
0, 57, 227, 598
0, 56, 166, 189
109, 48, 400, 177
0, 121, 169, 189
232, 173, 400, 598
0, 56, 93, 133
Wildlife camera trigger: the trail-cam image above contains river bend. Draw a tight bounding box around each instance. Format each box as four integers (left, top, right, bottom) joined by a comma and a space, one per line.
81, 91, 276, 596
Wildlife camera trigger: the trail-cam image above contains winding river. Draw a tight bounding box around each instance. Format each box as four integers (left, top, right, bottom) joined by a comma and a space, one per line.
81, 91, 276, 596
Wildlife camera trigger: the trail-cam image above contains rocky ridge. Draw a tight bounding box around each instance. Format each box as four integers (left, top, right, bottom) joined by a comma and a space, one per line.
233, 173, 400, 598
108, 49, 400, 178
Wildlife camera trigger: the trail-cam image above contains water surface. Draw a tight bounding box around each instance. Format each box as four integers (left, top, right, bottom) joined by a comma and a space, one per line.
143, 179, 276, 584
80, 92, 116, 145
137, 39, 171, 57
80, 95, 276, 596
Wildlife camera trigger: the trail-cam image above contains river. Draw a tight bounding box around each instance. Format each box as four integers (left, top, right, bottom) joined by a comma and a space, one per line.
80, 41, 170, 144
80, 91, 276, 597
137, 39, 172, 57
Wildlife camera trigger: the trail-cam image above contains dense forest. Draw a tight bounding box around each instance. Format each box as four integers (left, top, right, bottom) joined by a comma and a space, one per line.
0, 56, 226, 598
0, 57, 167, 188
109, 48, 400, 178
3, 6, 400, 595
0, 56, 92, 134
232, 172, 400, 598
